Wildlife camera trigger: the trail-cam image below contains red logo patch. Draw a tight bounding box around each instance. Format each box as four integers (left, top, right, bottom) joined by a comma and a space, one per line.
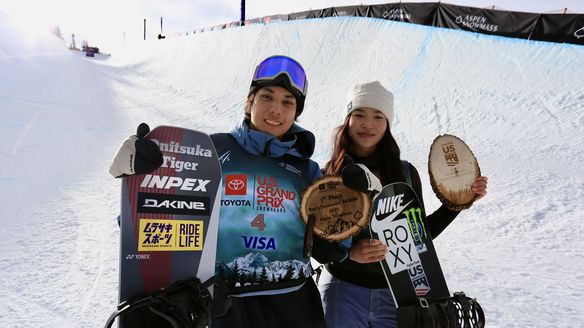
225, 174, 247, 195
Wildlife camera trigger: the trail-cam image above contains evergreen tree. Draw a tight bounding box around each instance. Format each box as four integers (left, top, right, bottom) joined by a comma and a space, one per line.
297, 268, 307, 279
239, 271, 248, 286
228, 262, 240, 287
283, 265, 294, 281
259, 267, 269, 283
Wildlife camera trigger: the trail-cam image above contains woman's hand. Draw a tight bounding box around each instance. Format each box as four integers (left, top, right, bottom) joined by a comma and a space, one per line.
349, 238, 387, 263
472, 176, 488, 201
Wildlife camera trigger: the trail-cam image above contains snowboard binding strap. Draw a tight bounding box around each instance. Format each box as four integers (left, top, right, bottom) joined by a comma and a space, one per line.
397, 291, 485, 328
104, 275, 232, 328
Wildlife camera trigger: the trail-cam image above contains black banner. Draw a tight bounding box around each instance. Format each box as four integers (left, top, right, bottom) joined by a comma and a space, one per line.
225, 21, 242, 28
338, 5, 369, 17
263, 14, 288, 24
502, 11, 541, 38
243, 17, 263, 26
531, 14, 584, 45
289, 9, 321, 20
203, 2, 584, 46
435, 4, 540, 38
320, 6, 369, 18
436, 4, 496, 35
370, 3, 437, 25
320, 7, 335, 18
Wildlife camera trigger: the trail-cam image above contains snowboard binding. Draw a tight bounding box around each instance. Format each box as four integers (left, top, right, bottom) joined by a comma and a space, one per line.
104, 275, 232, 328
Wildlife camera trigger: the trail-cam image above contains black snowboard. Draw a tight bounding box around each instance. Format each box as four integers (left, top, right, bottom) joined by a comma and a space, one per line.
117, 126, 222, 327
369, 182, 450, 306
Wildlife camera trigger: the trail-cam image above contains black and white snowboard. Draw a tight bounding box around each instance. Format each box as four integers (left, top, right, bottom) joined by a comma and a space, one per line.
117, 126, 222, 326
369, 182, 450, 306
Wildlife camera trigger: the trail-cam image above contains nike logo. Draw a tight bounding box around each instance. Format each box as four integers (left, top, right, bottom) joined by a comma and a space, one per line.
376, 199, 413, 222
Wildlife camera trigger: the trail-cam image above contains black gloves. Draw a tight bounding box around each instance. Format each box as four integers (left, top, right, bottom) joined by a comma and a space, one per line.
341, 155, 382, 194
109, 123, 164, 178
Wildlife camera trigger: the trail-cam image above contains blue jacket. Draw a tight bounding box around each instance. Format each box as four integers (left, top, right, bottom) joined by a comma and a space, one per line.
228, 119, 322, 182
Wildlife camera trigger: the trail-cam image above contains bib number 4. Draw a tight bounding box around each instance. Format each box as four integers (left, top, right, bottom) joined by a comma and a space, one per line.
250, 214, 266, 231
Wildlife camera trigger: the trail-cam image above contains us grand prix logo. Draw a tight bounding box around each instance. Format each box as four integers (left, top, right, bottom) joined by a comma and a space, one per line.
225, 174, 247, 195
255, 176, 296, 212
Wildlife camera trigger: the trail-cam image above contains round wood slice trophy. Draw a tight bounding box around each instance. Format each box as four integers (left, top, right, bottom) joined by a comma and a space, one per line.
428, 134, 481, 211
300, 176, 371, 248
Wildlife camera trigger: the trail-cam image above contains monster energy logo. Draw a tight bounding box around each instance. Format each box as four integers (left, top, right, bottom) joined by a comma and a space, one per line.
404, 207, 427, 253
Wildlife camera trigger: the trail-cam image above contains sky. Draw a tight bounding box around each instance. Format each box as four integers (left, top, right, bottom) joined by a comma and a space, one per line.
1, 5, 584, 327
1, 0, 583, 52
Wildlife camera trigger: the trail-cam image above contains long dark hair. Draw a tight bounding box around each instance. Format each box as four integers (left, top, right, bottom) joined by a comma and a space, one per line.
324, 115, 406, 185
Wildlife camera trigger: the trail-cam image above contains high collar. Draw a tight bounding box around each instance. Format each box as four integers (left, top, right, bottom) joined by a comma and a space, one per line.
229, 119, 315, 159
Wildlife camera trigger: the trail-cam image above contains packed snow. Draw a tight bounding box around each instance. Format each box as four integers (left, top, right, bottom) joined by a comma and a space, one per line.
1, 10, 583, 328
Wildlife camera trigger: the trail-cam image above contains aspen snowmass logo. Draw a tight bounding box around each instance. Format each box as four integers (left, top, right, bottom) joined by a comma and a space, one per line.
383, 8, 411, 21
575, 26, 584, 39
456, 15, 498, 32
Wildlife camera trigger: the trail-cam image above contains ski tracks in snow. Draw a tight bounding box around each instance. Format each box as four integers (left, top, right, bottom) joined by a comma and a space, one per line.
60, 175, 119, 326
0, 174, 119, 328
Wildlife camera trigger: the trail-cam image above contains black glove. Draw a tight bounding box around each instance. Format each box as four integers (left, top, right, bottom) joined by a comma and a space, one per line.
109, 123, 163, 178
341, 155, 382, 194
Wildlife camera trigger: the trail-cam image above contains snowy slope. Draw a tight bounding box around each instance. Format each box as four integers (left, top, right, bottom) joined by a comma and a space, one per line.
1, 12, 583, 328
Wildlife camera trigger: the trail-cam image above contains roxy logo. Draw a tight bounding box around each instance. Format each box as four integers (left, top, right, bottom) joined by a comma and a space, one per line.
225, 174, 247, 195
370, 191, 421, 275
138, 193, 210, 215
151, 139, 212, 158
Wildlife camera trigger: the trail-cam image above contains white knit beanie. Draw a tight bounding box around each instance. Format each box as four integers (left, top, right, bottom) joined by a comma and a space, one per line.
346, 81, 394, 125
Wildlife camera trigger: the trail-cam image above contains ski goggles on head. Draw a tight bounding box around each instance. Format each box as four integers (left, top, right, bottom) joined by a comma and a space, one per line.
252, 55, 308, 97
